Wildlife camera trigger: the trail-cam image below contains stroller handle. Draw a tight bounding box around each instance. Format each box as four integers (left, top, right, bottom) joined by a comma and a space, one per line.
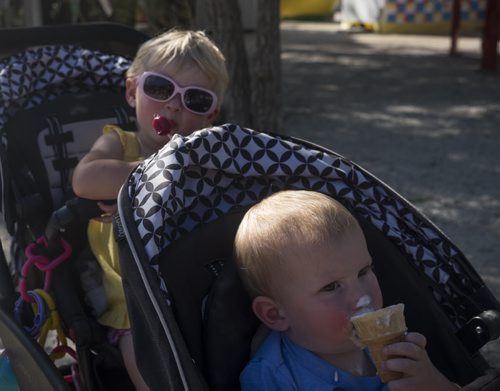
457, 310, 500, 354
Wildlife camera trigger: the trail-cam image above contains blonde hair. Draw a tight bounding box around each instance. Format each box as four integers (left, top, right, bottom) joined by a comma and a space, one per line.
234, 190, 359, 298
127, 29, 229, 108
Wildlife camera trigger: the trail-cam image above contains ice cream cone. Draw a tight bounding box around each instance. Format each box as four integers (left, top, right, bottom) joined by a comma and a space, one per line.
350, 303, 407, 383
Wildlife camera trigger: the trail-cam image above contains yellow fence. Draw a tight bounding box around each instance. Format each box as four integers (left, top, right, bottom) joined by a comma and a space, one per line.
280, 0, 338, 19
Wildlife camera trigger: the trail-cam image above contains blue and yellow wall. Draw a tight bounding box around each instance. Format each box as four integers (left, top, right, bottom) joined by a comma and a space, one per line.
379, 0, 486, 33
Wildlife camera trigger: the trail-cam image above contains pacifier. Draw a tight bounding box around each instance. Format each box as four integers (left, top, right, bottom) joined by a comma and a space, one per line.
152, 114, 174, 136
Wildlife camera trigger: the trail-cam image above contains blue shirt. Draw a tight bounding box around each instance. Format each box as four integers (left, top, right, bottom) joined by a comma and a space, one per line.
241, 331, 388, 391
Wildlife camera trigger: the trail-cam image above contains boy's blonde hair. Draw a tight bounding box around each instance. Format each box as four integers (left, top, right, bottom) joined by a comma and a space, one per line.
127, 29, 229, 108
234, 190, 359, 298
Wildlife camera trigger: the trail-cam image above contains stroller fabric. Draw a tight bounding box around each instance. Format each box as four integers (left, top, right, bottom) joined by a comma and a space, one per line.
127, 124, 481, 329
0, 42, 138, 390
119, 124, 499, 389
0, 45, 134, 236
0, 44, 130, 130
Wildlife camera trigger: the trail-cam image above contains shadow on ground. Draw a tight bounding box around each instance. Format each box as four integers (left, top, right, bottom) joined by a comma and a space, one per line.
280, 21, 500, 365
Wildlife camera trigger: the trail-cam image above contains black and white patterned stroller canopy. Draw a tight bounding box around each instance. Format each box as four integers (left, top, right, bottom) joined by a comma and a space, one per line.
127, 124, 477, 328
0, 44, 130, 134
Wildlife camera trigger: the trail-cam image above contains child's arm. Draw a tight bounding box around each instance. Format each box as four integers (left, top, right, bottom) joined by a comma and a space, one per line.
72, 132, 141, 200
383, 332, 460, 391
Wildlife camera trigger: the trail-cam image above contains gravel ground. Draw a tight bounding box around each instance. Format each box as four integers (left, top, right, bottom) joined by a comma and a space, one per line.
280, 21, 500, 367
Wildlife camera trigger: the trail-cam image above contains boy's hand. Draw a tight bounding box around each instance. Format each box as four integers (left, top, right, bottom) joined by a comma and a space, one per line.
383, 332, 460, 391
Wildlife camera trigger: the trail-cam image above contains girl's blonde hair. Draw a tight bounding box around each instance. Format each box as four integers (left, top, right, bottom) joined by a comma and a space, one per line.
234, 190, 359, 298
127, 29, 229, 108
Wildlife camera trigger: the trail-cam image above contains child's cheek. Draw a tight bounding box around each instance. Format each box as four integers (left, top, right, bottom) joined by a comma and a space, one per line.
329, 311, 354, 336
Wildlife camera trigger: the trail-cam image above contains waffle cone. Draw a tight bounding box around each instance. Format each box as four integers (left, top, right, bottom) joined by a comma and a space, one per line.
351, 304, 407, 383
362, 331, 406, 382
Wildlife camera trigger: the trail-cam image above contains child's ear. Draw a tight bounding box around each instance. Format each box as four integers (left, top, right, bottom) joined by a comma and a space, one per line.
252, 296, 289, 332
125, 78, 137, 108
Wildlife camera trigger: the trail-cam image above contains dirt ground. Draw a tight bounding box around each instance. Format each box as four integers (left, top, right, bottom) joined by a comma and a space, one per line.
279, 20, 500, 366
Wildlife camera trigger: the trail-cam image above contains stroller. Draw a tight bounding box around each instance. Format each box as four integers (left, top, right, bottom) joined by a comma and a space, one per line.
0, 23, 148, 390
0, 22, 498, 391
115, 124, 500, 390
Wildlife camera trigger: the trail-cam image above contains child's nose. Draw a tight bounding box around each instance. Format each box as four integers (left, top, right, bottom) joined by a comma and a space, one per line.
165, 92, 182, 111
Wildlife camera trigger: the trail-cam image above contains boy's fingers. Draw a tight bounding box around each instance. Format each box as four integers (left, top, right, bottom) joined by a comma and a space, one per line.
383, 341, 421, 360
383, 332, 426, 357
403, 332, 427, 348
382, 357, 417, 374
386, 376, 420, 391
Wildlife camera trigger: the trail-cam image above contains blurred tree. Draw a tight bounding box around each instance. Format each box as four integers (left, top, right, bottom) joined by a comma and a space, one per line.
451, 0, 499, 72
204, 0, 282, 132
106, 0, 138, 26
79, 0, 138, 27
0, 1, 23, 27
252, 0, 282, 133
205, 0, 252, 127
481, 0, 499, 71
41, 0, 72, 24
449, 0, 460, 56
142, 0, 193, 33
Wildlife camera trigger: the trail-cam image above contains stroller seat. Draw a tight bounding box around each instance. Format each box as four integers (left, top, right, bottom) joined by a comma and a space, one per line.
0, 23, 148, 390
117, 124, 500, 390
0, 43, 135, 235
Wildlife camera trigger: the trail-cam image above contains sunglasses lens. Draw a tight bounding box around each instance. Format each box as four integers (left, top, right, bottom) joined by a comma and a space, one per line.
184, 89, 214, 114
143, 75, 175, 101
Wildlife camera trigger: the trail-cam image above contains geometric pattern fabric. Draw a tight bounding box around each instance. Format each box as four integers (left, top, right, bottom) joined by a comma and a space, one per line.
0, 45, 130, 136
128, 124, 477, 328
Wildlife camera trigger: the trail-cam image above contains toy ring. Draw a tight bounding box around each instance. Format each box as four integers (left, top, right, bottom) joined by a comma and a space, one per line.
14, 290, 46, 336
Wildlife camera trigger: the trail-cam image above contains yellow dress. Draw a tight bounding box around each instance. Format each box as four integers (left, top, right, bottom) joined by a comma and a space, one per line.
87, 125, 142, 330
